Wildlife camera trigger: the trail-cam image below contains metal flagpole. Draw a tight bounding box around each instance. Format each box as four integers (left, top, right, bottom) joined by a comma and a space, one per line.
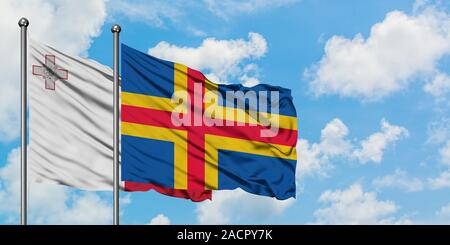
111, 24, 121, 225
19, 17, 29, 226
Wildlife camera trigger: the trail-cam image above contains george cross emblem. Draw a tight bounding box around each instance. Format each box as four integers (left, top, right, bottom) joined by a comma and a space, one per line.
32, 55, 68, 90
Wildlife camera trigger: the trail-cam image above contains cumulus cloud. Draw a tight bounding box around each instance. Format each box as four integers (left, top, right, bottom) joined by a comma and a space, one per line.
439, 140, 450, 165
297, 118, 408, 182
437, 202, 450, 217
0, 148, 114, 224
372, 169, 424, 192
296, 118, 351, 180
428, 170, 450, 189
204, 0, 298, 19
426, 118, 450, 183
352, 119, 409, 164
427, 117, 450, 144
108, 0, 182, 28
296, 139, 329, 180
0, 0, 107, 141
148, 214, 171, 225
318, 118, 353, 156
306, 5, 450, 101
313, 183, 410, 224
148, 32, 267, 85
427, 129, 450, 185
424, 73, 450, 98
0, 148, 22, 216
196, 189, 294, 224
45, 193, 112, 225
108, 1, 297, 36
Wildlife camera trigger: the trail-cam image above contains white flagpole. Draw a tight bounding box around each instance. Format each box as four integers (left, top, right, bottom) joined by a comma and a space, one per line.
111, 24, 121, 225
19, 17, 29, 226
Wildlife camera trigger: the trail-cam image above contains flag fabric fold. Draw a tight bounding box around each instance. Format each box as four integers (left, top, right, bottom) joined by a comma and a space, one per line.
121, 44, 298, 200
28, 40, 297, 201
28, 40, 211, 202
29, 40, 115, 190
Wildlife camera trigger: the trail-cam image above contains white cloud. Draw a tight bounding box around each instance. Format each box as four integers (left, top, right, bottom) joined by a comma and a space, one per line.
108, 0, 296, 35
196, 189, 294, 224
0, 148, 114, 224
428, 170, 450, 189
239, 63, 262, 87
46, 192, 112, 225
296, 118, 350, 180
372, 169, 424, 192
204, 0, 298, 19
0, 148, 22, 215
0, 0, 107, 141
296, 139, 329, 180
148, 32, 267, 85
426, 139, 450, 191
439, 140, 450, 165
424, 73, 450, 98
306, 6, 450, 101
108, 0, 182, 28
437, 202, 450, 217
427, 117, 450, 144
352, 119, 409, 164
298, 118, 408, 182
148, 214, 171, 225
240, 76, 261, 87
426, 118, 450, 177
313, 183, 410, 224
318, 118, 352, 156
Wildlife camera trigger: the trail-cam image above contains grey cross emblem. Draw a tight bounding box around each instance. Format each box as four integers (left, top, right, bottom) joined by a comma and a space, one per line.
32, 55, 68, 90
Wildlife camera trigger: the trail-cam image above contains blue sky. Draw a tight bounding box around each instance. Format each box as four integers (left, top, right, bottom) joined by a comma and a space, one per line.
1, 0, 450, 224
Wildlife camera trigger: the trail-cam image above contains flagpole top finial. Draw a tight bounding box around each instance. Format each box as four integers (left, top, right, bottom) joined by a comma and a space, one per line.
111, 24, 121, 33
18, 17, 29, 27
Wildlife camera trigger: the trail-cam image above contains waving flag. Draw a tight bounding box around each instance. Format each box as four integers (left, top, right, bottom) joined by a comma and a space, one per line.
29, 40, 115, 190
28, 40, 209, 201
121, 45, 298, 200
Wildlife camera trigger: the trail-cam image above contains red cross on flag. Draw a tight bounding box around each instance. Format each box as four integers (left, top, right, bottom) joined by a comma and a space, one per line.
32, 55, 68, 90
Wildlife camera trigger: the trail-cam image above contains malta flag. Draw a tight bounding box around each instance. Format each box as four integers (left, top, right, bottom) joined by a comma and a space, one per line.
28, 40, 211, 201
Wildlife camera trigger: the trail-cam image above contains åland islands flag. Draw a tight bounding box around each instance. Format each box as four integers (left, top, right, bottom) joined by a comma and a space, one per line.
121, 44, 298, 200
